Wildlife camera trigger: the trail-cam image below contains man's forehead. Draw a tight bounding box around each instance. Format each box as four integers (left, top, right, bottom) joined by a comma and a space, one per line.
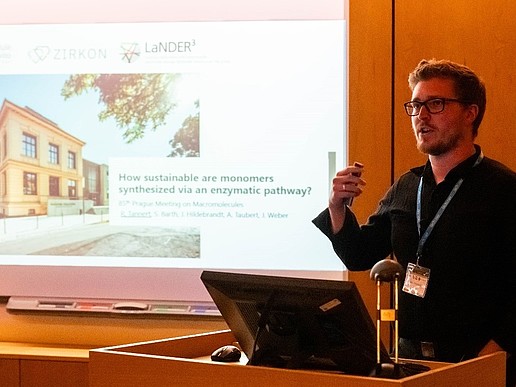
411, 78, 456, 98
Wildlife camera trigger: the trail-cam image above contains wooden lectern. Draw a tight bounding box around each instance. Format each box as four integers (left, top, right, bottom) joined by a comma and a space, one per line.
89, 330, 506, 387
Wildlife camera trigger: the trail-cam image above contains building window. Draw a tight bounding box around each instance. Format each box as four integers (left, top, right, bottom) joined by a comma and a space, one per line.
23, 172, 37, 195
68, 180, 77, 198
2, 134, 6, 161
1, 172, 5, 196
68, 151, 76, 169
49, 176, 60, 196
88, 166, 98, 192
22, 133, 37, 158
49, 143, 59, 164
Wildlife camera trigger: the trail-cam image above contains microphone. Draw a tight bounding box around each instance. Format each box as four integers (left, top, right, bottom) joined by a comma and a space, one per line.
370, 258, 404, 282
369, 258, 405, 379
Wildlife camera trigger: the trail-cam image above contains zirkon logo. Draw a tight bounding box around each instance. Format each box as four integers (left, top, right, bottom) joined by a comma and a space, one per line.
120, 42, 140, 64
28, 46, 108, 63
28, 46, 50, 63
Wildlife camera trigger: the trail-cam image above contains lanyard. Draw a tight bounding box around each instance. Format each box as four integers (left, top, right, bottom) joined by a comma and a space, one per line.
416, 152, 484, 264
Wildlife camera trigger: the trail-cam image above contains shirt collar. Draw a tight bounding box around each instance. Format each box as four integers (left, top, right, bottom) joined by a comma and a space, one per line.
410, 145, 483, 182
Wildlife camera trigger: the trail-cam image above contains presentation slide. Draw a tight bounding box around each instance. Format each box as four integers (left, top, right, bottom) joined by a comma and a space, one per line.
0, 19, 347, 301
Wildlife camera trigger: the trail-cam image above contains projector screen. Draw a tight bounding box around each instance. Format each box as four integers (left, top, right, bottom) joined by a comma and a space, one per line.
0, 0, 348, 304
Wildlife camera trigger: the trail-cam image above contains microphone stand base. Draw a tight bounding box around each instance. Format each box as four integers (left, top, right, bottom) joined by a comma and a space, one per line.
369, 363, 406, 379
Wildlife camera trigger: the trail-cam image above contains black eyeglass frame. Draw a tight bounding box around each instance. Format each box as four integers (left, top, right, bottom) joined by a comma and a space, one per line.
403, 98, 469, 116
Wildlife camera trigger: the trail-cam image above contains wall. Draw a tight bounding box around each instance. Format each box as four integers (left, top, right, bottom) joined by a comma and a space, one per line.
0, 0, 515, 347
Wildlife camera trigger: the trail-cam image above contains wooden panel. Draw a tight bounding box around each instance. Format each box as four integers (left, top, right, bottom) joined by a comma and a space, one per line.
348, 0, 393, 224
347, 0, 393, 343
0, 358, 19, 387
20, 360, 88, 387
114, 329, 235, 358
394, 0, 516, 176
89, 331, 506, 387
0, 341, 90, 361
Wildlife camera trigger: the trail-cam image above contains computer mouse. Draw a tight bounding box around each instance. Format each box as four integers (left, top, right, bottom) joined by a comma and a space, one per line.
211, 345, 242, 362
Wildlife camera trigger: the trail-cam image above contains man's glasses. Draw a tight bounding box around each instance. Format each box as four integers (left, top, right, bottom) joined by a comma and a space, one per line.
403, 98, 468, 116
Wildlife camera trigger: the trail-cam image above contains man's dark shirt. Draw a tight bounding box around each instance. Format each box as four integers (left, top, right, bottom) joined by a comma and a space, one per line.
313, 146, 516, 357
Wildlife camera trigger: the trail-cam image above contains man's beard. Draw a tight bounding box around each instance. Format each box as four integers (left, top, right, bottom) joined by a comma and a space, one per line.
416, 131, 463, 156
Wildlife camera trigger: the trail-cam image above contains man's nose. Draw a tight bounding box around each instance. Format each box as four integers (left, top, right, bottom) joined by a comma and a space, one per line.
417, 104, 431, 119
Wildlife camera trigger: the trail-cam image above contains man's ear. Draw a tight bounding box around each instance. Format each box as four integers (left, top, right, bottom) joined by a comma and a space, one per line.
466, 104, 479, 124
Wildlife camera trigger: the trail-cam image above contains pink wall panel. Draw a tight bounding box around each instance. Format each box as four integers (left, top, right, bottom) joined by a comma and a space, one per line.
1, 0, 344, 24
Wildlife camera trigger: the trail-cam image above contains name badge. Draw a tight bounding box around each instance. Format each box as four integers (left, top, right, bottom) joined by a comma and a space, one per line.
402, 263, 431, 298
